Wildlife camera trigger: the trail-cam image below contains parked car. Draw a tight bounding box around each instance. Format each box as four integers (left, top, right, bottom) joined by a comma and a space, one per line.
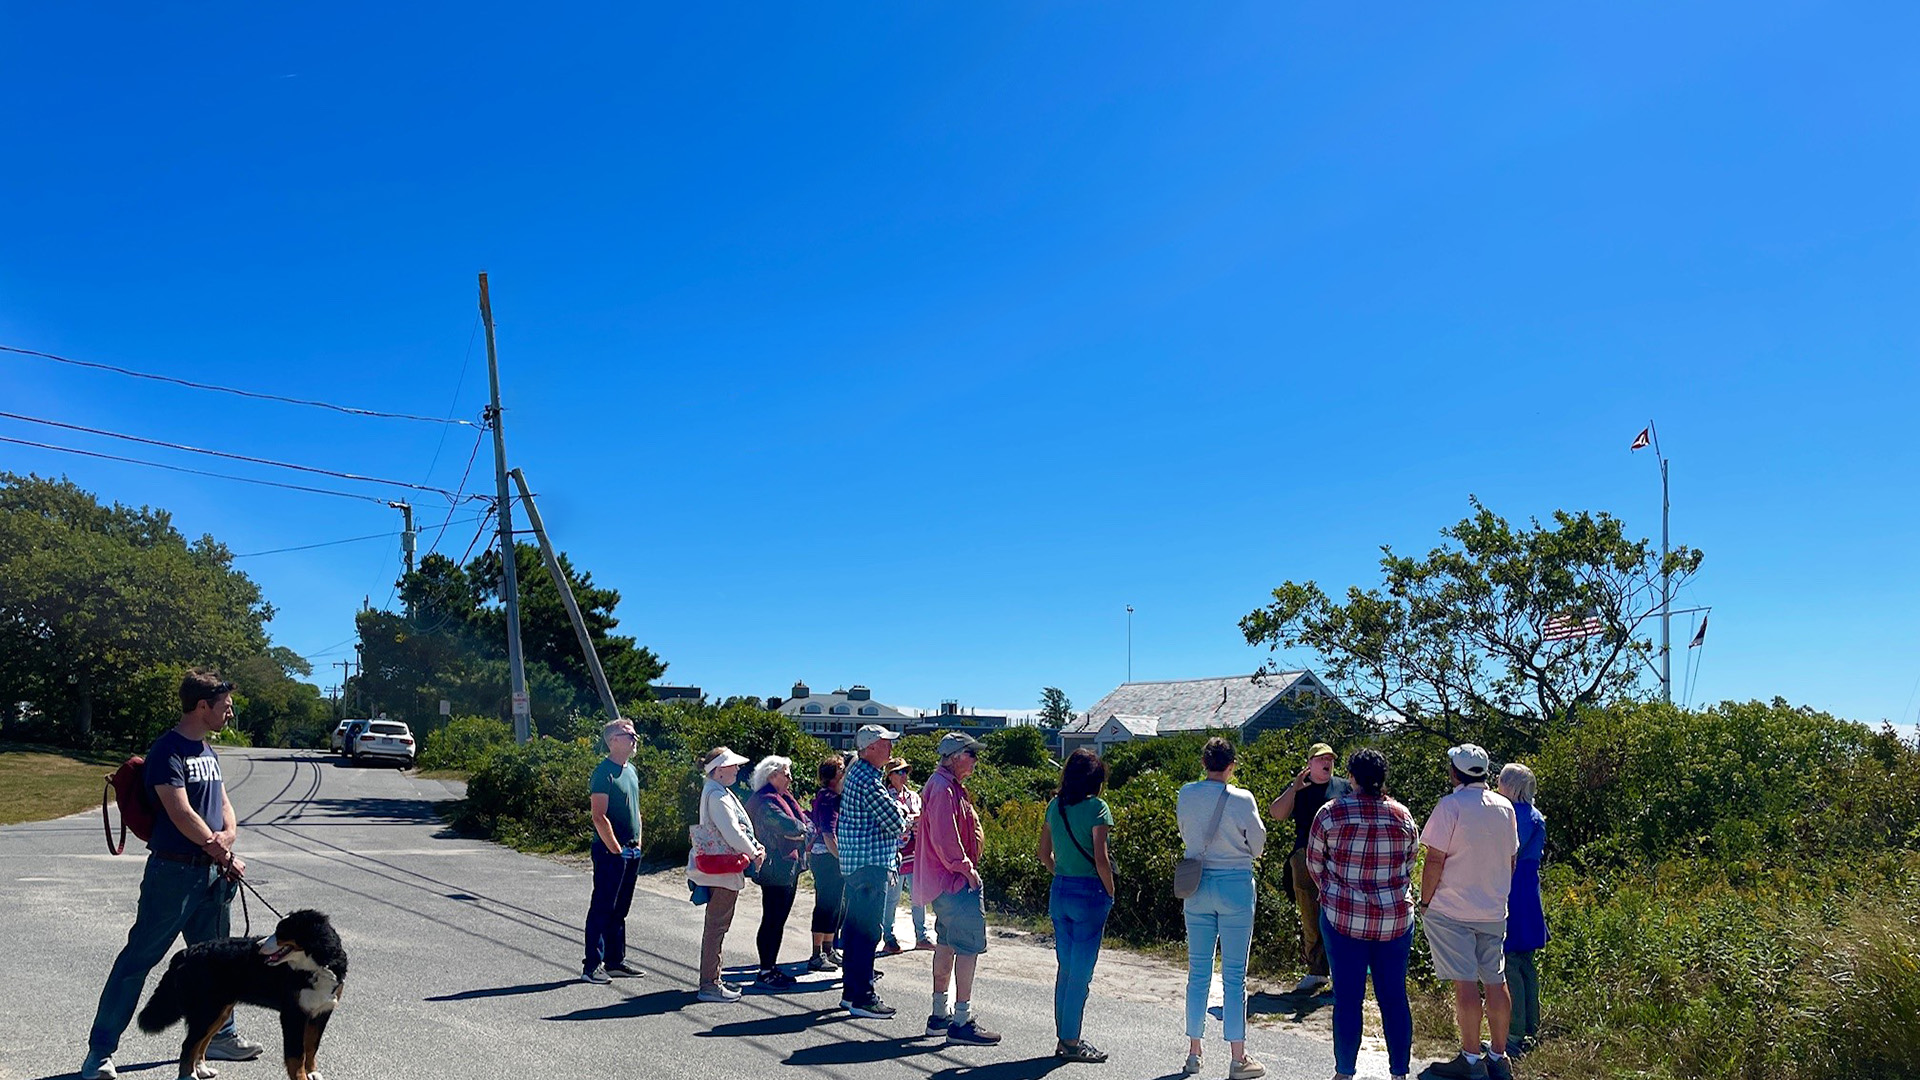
331, 718, 371, 755
351, 719, 416, 768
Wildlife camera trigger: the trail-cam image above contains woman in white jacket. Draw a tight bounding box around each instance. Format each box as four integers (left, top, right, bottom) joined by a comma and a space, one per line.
689, 747, 764, 1002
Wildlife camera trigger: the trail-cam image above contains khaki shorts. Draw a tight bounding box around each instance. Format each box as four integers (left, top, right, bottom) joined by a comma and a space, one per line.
1423, 908, 1506, 984
930, 887, 987, 956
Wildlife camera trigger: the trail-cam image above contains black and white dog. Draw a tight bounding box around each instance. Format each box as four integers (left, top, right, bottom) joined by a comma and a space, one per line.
138, 909, 348, 1080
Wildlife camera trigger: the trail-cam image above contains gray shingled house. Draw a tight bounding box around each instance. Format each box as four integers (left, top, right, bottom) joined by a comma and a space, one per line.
1058, 671, 1342, 757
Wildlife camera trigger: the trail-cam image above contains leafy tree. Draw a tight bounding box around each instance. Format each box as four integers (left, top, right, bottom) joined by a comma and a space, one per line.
355, 543, 667, 734
1241, 498, 1702, 743
983, 725, 1052, 769
1038, 686, 1075, 729
0, 474, 276, 745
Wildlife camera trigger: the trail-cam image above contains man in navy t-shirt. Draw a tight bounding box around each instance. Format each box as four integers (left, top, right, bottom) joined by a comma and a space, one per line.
81, 670, 264, 1080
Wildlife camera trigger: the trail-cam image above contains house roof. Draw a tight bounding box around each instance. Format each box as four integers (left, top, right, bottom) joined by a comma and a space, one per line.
1104, 713, 1161, 737
772, 687, 915, 723
1064, 672, 1316, 735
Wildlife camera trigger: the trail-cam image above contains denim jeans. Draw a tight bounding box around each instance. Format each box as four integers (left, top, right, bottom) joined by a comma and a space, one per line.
1184, 867, 1255, 1042
1323, 914, 1413, 1077
881, 866, 905, 947
840, 865, 894, 1003
88, 855, 239, 1056
900, 871, 930, 943
583, 841, 640, 973
1050, 875, 1113, 1042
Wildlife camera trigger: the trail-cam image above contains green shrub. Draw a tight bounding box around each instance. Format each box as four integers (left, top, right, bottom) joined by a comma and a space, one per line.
419, 714, 513, 772
457, 736, 601, 851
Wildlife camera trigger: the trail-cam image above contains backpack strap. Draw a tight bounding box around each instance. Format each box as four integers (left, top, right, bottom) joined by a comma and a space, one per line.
103, 777, 126, 855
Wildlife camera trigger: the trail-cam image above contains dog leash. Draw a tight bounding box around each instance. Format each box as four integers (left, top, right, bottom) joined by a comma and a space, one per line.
224, 866, 285, 937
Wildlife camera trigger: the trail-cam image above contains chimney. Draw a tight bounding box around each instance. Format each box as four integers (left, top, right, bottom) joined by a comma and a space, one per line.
940, 699, 959, 717
848, 685, 872, 702
791, 682, 810, 700
766, 697, 784, 711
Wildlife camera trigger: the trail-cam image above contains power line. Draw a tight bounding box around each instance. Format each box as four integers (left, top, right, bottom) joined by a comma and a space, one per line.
0, 409, 483, 503
1, 343, 476, 427
232, 517, 485, 558
419, 315, 483, 483
424, 430, 487, 560
458, 504, 499, 565
0, 434, 407, 505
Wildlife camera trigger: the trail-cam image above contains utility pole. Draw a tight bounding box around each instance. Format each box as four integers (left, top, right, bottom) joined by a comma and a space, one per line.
1126, 605, 1134, 684
332, 660, 355, 716
480, 272, 532, 743
389, 501, 416, 615
510, 467, 620, 720
1636, 422, 1673, 705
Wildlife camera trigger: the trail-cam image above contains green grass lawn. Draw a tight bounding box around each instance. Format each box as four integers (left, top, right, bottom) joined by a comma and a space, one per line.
0, 743, 123, 827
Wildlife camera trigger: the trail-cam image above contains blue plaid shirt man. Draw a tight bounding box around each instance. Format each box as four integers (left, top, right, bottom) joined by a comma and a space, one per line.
837, 757, 907, 872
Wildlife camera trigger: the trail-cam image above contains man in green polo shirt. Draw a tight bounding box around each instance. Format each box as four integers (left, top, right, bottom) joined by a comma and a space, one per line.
582, 718, 646, 983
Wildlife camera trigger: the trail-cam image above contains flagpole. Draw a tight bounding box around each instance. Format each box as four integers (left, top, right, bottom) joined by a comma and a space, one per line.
1651, 420, 1671, 706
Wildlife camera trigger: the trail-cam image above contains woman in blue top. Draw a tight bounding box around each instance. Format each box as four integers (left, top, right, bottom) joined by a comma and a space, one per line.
1498, 763, 1549, 1055
1039, 748, 1116, 1063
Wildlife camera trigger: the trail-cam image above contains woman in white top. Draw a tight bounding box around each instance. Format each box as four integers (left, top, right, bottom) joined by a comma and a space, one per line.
688, 747, 765, 1002
1176, 737, 1268, 1079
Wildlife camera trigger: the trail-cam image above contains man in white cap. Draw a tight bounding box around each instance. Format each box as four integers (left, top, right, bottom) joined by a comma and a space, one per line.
835, 724, 909, 1019
1418, 744, 1520, 1080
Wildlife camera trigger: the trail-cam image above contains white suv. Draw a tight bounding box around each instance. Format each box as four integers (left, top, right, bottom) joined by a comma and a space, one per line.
350, 720, 416, 768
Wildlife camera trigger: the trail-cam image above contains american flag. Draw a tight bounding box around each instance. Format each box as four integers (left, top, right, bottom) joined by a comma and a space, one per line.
1542, 611, 1605, 641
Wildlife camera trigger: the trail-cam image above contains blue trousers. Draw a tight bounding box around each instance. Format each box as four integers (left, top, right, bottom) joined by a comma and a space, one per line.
583, 842, 640, 973
1322, 914, 1413, 1078
840, 865, 893, 1003
1050, 875, 1113, 1042
1185, 868, 1255, 1042
88, 855, 239, 1056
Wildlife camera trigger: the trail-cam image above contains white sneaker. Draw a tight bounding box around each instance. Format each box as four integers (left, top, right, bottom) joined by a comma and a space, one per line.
206, 1033, 264, 1061
1182, 1054, 1202, 1075
697, 983, 742, 1002
80, 1054, 118, 1080
1292, 974, 1329, 994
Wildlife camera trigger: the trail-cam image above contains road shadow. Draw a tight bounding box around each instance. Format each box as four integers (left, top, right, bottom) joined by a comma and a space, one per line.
784, 1035, 945, 1067
927, 1057, 1068, 1080
1245, 989, 1332, 1022
27, 1059, 175, 1079
694, 1008, 855, 1038
546, 989, 700, 1020
300, 795, 448, 824
426, 977, 578, 1002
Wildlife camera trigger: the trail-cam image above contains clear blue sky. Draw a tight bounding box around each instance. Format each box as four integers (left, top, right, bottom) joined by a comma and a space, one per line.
4, 4, 1916, 725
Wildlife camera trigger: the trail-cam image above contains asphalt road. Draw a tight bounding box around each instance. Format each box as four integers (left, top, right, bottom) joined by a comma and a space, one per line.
0, 747, 1367, 1080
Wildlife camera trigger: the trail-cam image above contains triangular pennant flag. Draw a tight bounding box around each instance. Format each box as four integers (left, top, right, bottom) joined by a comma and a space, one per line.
1630, 427, 1651, 451
1689, 613, 1708, 648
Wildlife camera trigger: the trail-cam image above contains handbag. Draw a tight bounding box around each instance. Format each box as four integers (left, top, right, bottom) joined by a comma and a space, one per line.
1173, 786, 1231, 899
690, 791, 752, 875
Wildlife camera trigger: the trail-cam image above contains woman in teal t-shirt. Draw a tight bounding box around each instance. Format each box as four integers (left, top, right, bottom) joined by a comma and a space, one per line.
1039, 748, 1117, 1063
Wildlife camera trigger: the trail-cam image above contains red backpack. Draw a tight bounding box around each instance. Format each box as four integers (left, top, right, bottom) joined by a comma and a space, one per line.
103, 756, 156, 854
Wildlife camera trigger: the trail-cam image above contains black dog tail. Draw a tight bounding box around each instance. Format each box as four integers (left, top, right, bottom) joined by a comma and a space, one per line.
136, 951, 189, 1032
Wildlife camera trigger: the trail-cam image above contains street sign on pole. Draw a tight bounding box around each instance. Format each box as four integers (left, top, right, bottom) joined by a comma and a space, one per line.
439, 699, 451, 716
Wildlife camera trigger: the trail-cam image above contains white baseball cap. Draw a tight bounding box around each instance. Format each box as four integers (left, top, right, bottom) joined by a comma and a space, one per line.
1447, 743, 1491, 778
853, 724, 901, 750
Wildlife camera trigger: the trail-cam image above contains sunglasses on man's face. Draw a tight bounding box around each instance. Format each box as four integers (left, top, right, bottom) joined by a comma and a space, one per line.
610, 732, 639, 742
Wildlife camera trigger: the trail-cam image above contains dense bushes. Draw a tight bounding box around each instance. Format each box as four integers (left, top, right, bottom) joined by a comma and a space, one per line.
419, 715, 513, 772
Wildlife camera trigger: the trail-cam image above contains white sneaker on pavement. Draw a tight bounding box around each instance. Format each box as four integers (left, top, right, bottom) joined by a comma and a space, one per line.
79, 1053, 118, 1080
206, 1033, 264, 1061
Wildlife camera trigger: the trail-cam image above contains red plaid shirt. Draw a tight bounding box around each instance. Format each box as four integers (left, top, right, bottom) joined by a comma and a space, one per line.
1306, 792, 1419, 941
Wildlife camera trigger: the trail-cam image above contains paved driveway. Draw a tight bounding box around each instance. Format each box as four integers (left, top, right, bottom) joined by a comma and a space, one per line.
0, 747, 1356, 1080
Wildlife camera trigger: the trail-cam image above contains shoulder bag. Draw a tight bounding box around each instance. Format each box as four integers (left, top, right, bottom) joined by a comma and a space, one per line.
1173, 786, 1230, 899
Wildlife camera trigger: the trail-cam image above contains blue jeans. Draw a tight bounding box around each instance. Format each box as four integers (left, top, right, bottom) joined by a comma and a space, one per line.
1050, 875, 1113, 1042
840, 865, 894, 1003
900, 870, 930, 943
1184, 867, 1255, 1042
1323, 914, 1413, 1077
583, 841, 640, 973
89, 855, 240, 1056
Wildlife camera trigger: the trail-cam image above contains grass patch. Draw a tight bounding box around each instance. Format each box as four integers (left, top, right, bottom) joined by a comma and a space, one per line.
0, 742, 123, 827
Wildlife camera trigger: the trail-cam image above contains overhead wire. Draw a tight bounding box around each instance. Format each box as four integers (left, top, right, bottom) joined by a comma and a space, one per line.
0, 435, 404, 505
424, 430, 487, 561
0, 410, 481, 502
1, 343, 475, 426
232, 517, 485, 558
